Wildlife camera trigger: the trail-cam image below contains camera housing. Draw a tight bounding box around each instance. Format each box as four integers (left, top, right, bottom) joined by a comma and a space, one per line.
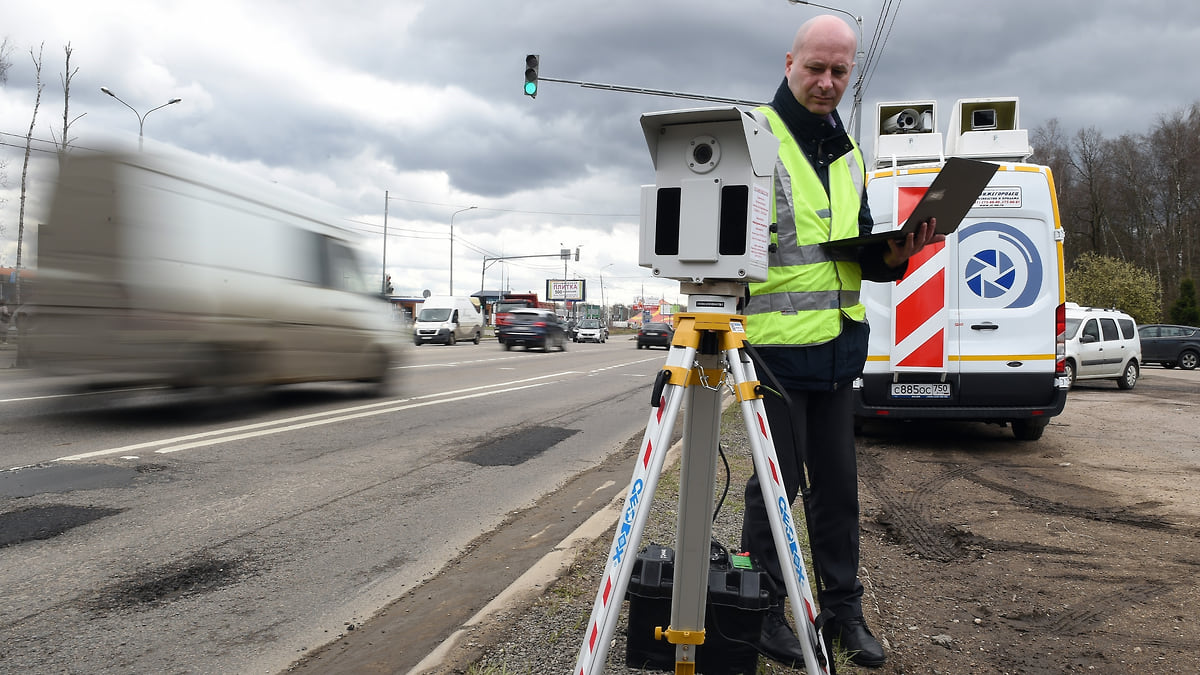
638, 107, 780, 284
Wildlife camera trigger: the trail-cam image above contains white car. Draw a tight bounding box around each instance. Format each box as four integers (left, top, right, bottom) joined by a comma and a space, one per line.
574, 319, 607, 343
1063, 304, 1141, 389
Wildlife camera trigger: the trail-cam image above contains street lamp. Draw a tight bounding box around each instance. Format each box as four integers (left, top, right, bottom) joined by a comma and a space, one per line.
99, 86, 182, 150
448, 206, 476, 295
786, 0, 865, 141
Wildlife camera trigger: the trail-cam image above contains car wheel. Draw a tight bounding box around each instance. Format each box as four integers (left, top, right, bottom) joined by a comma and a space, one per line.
503, 341, 512, 351
1117, 360, 1139, 390
1179, 349, 1199, 370
1063, 359, 1076, 388
637, 342, 643, 349
1011, 418, 1048, 441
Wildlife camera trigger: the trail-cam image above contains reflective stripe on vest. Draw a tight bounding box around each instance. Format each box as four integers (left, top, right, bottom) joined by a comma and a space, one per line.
745, 106, 867, 347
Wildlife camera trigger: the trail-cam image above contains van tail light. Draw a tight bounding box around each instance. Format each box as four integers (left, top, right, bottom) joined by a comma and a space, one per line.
1055, 302, 1066, 375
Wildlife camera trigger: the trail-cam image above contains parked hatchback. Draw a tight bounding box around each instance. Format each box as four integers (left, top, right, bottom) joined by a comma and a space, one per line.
1137, 324, 1200, 370
497, 308, 567, 352
636, 322, 674, 349
1063, 304, 1141, 389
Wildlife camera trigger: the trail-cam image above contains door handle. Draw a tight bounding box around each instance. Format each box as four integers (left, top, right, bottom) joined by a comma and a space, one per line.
971, 323, 999, 331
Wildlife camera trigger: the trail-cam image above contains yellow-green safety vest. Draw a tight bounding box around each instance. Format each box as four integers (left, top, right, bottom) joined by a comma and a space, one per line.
745, 106, 867, 347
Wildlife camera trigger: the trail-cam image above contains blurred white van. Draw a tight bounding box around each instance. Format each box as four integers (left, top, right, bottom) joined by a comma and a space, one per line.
28, 145, 404, 394
412, 296, 483, 345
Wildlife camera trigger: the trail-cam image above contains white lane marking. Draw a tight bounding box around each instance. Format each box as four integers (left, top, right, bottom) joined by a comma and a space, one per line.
54, 371, 575, 462
155, 381, 552, 454
0, 385, 164, 404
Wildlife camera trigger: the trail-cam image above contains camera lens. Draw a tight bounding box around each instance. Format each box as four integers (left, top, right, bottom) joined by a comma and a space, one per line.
692, 143, 713, 166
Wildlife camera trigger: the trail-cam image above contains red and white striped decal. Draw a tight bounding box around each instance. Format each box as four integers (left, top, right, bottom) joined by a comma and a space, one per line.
891, 186, 948, 370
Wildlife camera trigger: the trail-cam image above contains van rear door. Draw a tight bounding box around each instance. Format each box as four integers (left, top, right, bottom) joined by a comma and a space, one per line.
951, 166, 1062, 405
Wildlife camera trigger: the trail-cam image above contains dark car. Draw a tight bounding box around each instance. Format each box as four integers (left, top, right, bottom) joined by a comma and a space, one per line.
636, 322, 674, 349
497, 308, 568, 352
1137, 323, 1200, 370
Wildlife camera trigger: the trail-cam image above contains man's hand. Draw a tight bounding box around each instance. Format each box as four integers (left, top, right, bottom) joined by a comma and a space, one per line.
883, 218, 945, 268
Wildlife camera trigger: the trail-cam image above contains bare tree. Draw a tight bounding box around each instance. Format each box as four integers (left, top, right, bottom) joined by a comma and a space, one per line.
0, 36, 11, 82
1, 37, 11, 247
50, 41, 85, 166
15, 43, 45, 305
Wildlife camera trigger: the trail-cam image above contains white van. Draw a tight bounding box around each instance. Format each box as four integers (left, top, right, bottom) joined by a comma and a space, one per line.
30, 145, 404, 394
413, 296, 483, 345
854, 98, 1069, 440
1063, 303, 1141, 389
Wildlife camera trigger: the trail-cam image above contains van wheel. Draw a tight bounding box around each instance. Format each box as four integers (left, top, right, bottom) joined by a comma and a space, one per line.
1179, 349, 1199, 370
447, 332, 456, 346
473, 331, 481, 345
361, 348, 394, 397
1011, 418, 1048, 441
1117, 360, 1139, 390
1063, 359, 1076, 388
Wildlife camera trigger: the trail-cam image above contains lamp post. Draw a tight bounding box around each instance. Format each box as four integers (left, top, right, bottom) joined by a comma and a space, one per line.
448, 206, 476, 295
99, 87, 182, 151
786, 1, 865, 141
600, 263, 613, 326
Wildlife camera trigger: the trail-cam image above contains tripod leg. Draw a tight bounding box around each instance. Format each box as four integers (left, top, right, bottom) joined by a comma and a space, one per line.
666, 348, 723, 672
573, 345, 697, 675
724, 344, 833, 675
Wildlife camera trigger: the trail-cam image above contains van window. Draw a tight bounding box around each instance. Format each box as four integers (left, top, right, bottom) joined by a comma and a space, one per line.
418, 308, 452, 322
322, 237, 370, 294
1117, 318, 1136, 339
1099, 318, 1120, 342
1082, 319, 1101, 342
1065, 317, 1083, 339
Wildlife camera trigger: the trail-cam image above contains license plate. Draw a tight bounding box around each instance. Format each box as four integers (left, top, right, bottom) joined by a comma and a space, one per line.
890, 383, 951, 399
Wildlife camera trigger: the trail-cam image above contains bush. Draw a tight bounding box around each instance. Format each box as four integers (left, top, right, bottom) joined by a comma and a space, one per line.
1065, 252, 1161, 323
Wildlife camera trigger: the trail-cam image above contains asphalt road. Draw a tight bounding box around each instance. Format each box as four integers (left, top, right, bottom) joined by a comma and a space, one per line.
0, 336, 670, 674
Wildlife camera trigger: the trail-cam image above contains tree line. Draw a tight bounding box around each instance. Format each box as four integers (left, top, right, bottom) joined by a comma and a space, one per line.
1031, 103, 1200, 323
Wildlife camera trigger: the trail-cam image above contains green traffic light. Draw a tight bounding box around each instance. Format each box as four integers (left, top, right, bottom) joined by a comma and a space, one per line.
524, 81, 538, 96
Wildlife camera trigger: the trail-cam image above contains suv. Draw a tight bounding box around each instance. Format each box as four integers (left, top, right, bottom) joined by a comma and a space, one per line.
574, 318, 607, 343
1063, 304, 1141, 389
497, 308, 567, 352
1137, 324, 1200, 370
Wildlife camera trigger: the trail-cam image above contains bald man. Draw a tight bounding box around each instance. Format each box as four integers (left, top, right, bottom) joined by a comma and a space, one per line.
740, 15, 941, 669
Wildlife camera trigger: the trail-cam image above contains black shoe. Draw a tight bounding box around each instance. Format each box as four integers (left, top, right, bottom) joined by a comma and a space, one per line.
831, 616, 886, 667
754, 610, 806, 668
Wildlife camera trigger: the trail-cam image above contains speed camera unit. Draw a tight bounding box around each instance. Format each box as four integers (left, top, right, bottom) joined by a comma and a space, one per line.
638, 106, 780, 284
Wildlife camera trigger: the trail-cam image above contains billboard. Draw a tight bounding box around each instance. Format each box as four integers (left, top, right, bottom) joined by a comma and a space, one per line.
547, 279, 586, 302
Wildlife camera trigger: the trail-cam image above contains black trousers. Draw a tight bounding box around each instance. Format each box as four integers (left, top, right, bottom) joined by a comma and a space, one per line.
740, 384, 864, 620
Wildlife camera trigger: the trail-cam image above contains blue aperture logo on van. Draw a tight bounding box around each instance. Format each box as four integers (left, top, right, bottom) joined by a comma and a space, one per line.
958, 221, 1043, 308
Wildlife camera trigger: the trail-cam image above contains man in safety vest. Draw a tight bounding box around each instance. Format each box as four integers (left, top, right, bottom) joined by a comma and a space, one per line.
740, 14, 942, 669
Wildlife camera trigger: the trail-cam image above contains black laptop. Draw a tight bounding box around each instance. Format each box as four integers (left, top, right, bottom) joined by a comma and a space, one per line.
821, 157, 999, 248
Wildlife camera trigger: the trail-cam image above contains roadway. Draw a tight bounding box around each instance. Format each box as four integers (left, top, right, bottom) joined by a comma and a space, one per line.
0, 336, 670, 674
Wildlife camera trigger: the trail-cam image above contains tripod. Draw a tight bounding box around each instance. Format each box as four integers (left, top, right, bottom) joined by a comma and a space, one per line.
573, 282, 832, 675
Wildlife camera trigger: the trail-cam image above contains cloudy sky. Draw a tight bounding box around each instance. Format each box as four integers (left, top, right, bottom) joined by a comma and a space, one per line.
2, 0, 1197, 307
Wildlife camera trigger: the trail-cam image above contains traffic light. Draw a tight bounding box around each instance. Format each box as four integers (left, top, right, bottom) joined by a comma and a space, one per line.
524, 54, 539, 98
574, 247, 580, 261
385, 275, 393, 295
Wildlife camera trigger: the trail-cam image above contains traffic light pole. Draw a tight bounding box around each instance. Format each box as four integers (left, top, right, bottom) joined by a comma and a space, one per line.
535, 75, 764, 107
479, 252, 574, 295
